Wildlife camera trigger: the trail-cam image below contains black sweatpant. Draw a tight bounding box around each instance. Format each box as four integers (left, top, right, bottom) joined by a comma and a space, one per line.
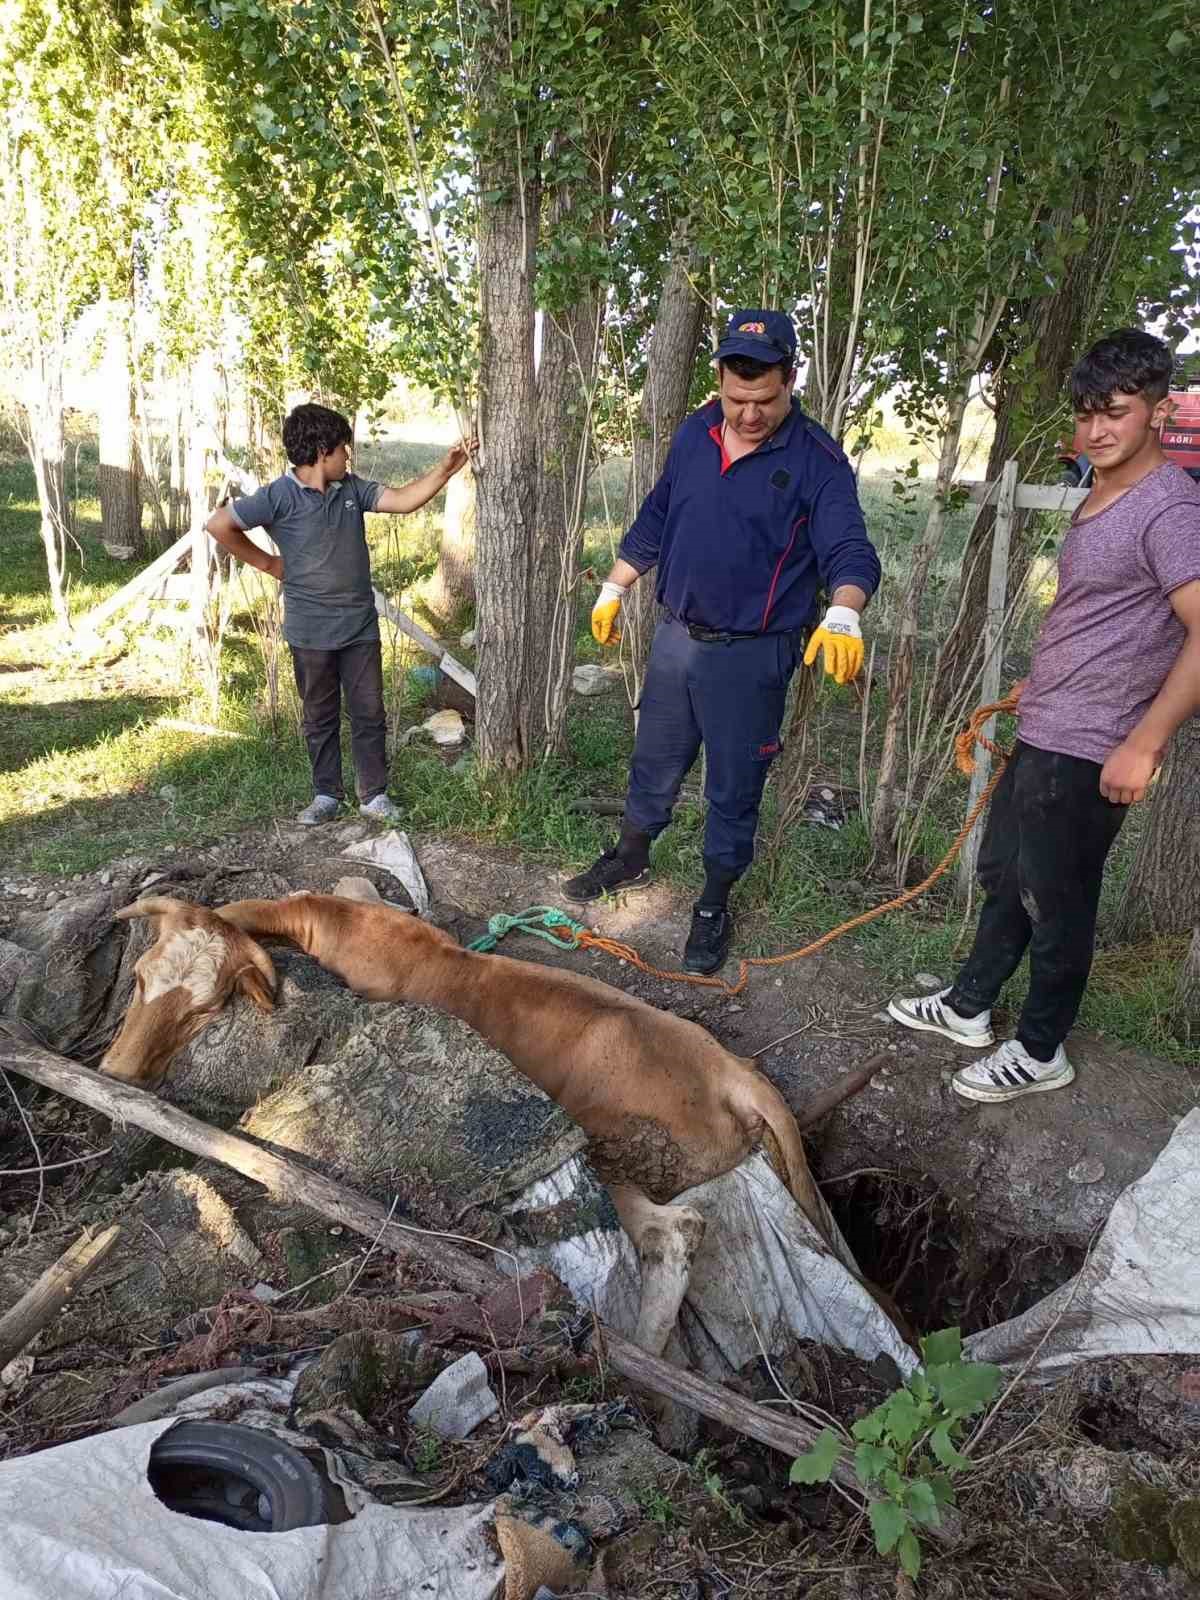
290, 641, 389, 803
949, 740, 1128, 1057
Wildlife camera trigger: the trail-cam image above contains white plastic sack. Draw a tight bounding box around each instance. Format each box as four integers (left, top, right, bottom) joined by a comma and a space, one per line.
0, 1418, 501, 1600
341, 829, 430, 915
509, 1151, 916, 1377
965, 1107, 1200, 1373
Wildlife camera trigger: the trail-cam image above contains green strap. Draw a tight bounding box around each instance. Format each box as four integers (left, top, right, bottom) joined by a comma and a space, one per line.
467, 905, 587, 953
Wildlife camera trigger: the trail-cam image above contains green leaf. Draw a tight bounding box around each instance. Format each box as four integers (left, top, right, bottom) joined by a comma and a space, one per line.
929, 1473, 956, 1507
851, 1409, 886, 1443
854, 1442, 892, 1483
1166, 29, 1188, 55
907, 12, 924, 32
920, 1328, 962, 1368
790, 1430, 843, 1484
882, 1388, 924, 1446
926, 1360, 1001, 1419
930, 1422, 971, 1472
868, 1498, 908, 1555
898, 1528, 923, 1578
906, 1479, 942, 1527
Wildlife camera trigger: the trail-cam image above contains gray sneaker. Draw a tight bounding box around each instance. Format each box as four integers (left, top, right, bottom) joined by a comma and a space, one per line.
296, 794, 341, 826
359, 793, 403, 824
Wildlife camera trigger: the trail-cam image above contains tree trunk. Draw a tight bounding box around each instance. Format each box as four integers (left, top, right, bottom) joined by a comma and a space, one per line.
428, 463, 477, 621
1111, 715, 1200, 942
23, 347, 70, 630
98, 303, 143, 555
472, 8, 540, 773
621, 231, 706, 703
1175, 927, 1200, 1043
525, 286, 602, 758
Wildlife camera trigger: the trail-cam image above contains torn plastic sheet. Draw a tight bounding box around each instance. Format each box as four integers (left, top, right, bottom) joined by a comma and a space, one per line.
341, 828, 430, 915
507, 1151, 917, 1377
0, 1416, 502, 1600
965, 1107, 1200, 1374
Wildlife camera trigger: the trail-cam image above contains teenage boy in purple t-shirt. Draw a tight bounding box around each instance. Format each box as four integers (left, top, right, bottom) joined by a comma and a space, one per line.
889, 329, 1200, 1103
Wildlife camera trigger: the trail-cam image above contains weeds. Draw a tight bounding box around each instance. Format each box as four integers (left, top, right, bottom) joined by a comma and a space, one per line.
790, 1327, 1001, 1580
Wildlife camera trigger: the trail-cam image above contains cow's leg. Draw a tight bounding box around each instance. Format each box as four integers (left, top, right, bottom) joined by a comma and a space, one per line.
609, 1184, 706, 1357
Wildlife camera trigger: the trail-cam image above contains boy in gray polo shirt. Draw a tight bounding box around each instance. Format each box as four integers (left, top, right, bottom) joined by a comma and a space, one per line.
889, 330, 1200, 1105
206, 402, 471, 825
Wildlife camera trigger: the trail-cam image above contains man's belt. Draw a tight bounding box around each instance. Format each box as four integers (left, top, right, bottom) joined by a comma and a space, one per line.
678, 618, 762, 643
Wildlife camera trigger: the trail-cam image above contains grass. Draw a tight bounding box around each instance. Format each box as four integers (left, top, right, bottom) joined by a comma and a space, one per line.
0, 434, 1189, 1062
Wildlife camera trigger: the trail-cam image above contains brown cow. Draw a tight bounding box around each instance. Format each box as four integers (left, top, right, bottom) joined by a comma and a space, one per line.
215, 889, 873, 1358
100, 897, 276, 1088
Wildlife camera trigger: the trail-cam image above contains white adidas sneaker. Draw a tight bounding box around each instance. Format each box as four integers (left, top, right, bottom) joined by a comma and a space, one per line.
951, 1039, 1075, 1104
887, 986, 995, 1048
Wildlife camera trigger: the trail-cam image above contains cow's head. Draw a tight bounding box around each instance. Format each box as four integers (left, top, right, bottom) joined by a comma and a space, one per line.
99, 896, 276, 1089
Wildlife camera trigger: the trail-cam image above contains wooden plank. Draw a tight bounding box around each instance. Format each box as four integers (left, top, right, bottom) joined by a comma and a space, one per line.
959, 480, 1087, 513
959, 461, 1017, 899
0, 1224, 122, 1370
76, 532, 191, 633
0, 1031, 960, 1530
373, 588, 477, 698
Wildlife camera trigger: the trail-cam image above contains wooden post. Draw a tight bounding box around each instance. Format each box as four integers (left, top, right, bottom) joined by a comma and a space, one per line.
958, 458, 1017, 902
0, 1031, 963, 1537
0, 1224, 122, 1371
373, 588, 477, 698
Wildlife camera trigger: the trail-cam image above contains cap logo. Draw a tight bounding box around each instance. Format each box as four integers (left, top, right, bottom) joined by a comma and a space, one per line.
738, 321, 766, 334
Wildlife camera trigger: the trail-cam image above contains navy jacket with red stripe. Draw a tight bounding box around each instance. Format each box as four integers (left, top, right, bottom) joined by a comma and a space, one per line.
618, 399, 880, 634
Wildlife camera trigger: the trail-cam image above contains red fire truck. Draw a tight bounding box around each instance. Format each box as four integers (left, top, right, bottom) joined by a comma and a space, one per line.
1058, 382, 1200, 487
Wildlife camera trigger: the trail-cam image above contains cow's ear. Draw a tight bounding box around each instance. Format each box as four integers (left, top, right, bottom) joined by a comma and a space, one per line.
114, 896, 187, 924
233, 946, 276, 1013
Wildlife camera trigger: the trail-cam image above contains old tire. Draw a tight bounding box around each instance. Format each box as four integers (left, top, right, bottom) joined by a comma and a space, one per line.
148, 1421, 334, 1532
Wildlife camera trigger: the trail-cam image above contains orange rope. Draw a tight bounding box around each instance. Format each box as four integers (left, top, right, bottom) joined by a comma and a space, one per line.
568, 693, 1021, 999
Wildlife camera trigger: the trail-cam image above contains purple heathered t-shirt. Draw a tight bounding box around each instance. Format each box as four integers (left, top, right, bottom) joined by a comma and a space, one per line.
1018, 462, 1200, 765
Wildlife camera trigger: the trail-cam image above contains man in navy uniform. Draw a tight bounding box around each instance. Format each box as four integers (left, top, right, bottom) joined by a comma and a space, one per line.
563, 310, 880, 974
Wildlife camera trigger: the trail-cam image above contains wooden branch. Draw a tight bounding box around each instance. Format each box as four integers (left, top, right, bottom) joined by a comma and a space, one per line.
0, 1034, 498, 1298
0, 1223, 122, 1370
374, 588, 477, 698
796, 1053, 888, 1132
0, 1032, 958, 1540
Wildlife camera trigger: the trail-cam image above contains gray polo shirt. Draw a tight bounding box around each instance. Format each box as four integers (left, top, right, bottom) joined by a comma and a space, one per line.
230, 470, 385, 650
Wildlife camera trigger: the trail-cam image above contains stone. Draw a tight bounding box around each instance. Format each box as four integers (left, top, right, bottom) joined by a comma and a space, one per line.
408, 1350, 499, 1440
158, 785, 177, 801
1105, 1483, 1176, 1566
1169, 1500, 1200, 1579
914, 973, 941, 989
572, 664, 621, 697
1067, 1158, 1106, 1184
459, 628, 477, 649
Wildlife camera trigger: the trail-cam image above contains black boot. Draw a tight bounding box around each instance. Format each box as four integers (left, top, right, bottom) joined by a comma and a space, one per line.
562, 822, 652, 904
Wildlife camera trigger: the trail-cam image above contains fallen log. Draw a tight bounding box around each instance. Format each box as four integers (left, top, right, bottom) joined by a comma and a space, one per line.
797, 1053, 888, 1132
0, 1032, 957, 1533
0, 1223, 122, 1371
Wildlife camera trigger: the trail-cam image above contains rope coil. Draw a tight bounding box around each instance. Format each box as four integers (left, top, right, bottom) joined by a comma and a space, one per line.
469, 693, 1021, 997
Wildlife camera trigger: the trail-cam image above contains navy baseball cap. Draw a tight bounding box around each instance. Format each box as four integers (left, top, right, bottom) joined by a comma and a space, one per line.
714, 309, 797, 366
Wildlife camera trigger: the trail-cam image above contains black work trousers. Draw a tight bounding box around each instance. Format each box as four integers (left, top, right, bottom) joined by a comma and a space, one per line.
290, 641, 389, 803
948, 740, 1128, 1057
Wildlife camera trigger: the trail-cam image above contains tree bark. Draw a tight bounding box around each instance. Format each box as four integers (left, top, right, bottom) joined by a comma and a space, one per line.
23, 347, 70, 630
1112, 715, 1200, 942
525, 282, 602, 758
620, 231, 706, 703
98, 304, 143, 555
473, 6, 540, 773
428, 463, 477, 621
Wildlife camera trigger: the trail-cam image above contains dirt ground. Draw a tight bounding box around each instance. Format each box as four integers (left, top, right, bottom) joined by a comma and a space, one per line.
2, 821, 1199, 1597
